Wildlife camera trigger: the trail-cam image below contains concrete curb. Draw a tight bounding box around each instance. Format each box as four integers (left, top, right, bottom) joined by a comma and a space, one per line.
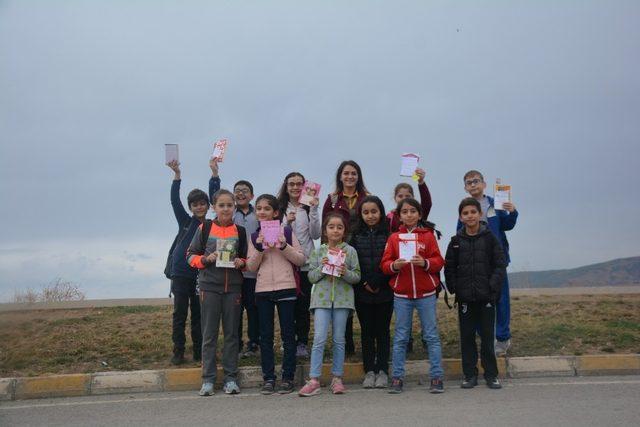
2, 354, 638, 401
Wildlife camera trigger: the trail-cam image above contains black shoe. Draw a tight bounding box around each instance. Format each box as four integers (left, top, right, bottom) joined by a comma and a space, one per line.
461, 376, 478, 389
261, 380, 276, 395
486, 377, 502, 389
388, 378, 403, 394
193, 348, 202, 362
278, 380, 295, 394
171, 349, 185, 365
429, 378, 444, 394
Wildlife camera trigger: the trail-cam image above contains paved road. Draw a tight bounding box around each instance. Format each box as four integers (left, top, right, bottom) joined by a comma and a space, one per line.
2, 376, 639, 426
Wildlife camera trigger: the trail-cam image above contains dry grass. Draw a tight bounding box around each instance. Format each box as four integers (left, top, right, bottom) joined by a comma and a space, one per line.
1, 295, 638, 377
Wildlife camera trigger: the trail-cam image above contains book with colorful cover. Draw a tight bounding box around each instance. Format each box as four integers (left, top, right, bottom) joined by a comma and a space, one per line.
398, 233, 417, 260
212, 139, 228, 162
216, 238, 237, 268
299, 181, 321, 206
322, 248, 346, 277
494, 183, 512, 210
260, 220, 281, 246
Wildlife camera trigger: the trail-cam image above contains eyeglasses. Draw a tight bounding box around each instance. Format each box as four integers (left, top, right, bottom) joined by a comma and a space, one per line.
464, 178, 482, 186
287, 182, 304, 188
234, 188, 251, 195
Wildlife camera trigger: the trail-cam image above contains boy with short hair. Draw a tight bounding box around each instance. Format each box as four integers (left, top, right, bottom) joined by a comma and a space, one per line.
165, 160, 213, 365
458, 170, 518, 355
209, 162, 260, 357
446, 197, 507, 389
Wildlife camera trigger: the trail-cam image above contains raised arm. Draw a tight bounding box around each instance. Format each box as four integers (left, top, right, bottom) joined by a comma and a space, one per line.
208, 158, 221, 204
168, 160, 190, 226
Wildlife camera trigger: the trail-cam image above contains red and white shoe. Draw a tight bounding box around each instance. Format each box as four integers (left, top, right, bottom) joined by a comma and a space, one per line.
330, 377, 346, 394
298, 379, 321, 397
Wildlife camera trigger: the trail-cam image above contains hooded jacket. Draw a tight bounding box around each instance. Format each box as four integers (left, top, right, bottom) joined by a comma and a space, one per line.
444, 224, 507, 303
380, 225, 444, 299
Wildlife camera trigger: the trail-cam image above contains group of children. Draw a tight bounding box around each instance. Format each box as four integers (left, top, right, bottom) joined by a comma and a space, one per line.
165, 158, 518, 397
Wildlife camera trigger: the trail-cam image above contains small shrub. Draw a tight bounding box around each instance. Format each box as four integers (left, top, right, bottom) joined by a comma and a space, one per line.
13, 278, 85, 303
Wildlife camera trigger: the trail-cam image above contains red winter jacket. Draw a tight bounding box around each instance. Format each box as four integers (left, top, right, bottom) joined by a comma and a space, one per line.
380, 225, 444, 299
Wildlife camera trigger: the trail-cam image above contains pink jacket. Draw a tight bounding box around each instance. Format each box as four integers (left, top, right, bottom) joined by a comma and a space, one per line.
246, 231, 306, 293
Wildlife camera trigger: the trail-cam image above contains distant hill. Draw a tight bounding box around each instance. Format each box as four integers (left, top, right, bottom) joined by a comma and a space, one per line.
509, 256, 640, 288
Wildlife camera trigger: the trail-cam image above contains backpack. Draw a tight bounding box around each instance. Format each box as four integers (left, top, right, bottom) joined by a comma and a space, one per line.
164, 221, 193, 279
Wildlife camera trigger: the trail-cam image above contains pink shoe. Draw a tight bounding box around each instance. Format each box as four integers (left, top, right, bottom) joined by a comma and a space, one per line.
330, 377, 346, 394
298, 379, 321, 397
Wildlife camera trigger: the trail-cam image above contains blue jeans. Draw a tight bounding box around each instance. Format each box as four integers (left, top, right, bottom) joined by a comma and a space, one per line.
495, 275, 511, 341
309, 307, 350, 378
256, 293, 296, 381
391, 295, 443, 379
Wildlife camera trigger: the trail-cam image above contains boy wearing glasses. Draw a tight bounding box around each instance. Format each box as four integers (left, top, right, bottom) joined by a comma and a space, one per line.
458, 170, 518, 356
209, 160, 260, 358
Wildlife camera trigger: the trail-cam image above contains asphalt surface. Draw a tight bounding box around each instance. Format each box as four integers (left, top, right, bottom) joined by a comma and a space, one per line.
1, 376, 639, 426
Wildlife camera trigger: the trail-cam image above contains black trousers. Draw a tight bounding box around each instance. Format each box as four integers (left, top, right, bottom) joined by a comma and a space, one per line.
294, 271, 312, 345
355, 300, 393, 374
458, 301, 498, 380
171, 278, 202, 353
238, 278, 260, 349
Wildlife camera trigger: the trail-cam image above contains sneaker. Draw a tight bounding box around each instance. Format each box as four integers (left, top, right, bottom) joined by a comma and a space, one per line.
461, 376, 478, 389
199, 382, 214, 396
223, 380, 240, 395
171, 349, 185, 365
278, 380, 295, 394
298, 379, 321, 397
487, 377, 502, 389
261, 380, 275, 395
330, 377, 346, 394
495, 339, 511, 356
374, 371, 388, 389
388, 377, 403, 394
429, 378, 444, 394
362, 371, 376, 389
242, 343, 259, 358
295, 343, 309, 358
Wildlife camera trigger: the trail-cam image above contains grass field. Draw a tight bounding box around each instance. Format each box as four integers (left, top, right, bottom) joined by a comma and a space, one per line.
1, 294, 639, 377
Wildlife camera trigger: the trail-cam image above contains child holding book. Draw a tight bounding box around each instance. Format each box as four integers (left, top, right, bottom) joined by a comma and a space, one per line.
277, 172, 322, 358
298, 213, 361, 396
381, 198, 445, 394
246, 194, 306, 394
187, 189, 248, 396
349, 196, 392, 389
210, 162, 260, 357
387, 167, 432, 232
445, 197, 507, 389
459, 170, 518, 355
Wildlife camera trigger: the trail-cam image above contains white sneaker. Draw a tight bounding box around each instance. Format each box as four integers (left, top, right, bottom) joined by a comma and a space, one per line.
223, 380, 240, 395
495, 339, 511, 356
362, 371, 376, 388
199, 382, 214, 396
374, 371, 388, 388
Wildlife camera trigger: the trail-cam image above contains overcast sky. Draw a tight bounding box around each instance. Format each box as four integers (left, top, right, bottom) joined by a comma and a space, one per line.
1, 1, 638, 300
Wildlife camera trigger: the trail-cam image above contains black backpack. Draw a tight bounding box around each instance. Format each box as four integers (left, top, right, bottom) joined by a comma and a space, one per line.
163, 221, 193, 279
